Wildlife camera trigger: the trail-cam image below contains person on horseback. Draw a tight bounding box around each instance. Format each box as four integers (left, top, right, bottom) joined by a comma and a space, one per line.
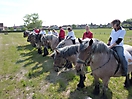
52, 29, 58, 36
107, 19, 128, 76
66, 27, 76, 44
40, 28, 46, 35
58, 26, 65, 42
48, 28, 52, 34
82, 25, 93, 40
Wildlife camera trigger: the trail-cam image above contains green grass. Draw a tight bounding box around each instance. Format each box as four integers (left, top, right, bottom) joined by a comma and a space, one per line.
0, 29, 132, 99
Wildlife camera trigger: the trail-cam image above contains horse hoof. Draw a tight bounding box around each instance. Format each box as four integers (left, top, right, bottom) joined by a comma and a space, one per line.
93, 88, 100, 95
77, 83, 85, 88
129, 79, 132, 85
100, 93, 108, 99
38, 52, 42, 54
43, 54, 47, 57
124, 83, 130, 89
76, 87, 82, 91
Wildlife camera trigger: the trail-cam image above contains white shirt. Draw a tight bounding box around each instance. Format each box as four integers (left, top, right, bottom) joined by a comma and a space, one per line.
67, 30, 76, 40
40, 30, 46, 35
52, 31, 58, 36
48, 31, 52, 34
110, 27, 126, 47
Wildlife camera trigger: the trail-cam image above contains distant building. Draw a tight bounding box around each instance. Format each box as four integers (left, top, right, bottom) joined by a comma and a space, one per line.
76, 24, 87, 29
50, 25, 59, 29
42, 26, 49, 29
0, 23, 4, 31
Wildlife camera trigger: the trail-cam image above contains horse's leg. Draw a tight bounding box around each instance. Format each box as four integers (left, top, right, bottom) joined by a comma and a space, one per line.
31, 42, 36, 47
64, 60, 72, 69
38, 48, 42, 54
93, 75, 100, 95
100, 77, 110, 99
43, 47, 49, 57
124, 74, 130, 88
77, 73, 86, 89
130, 72, 132, 85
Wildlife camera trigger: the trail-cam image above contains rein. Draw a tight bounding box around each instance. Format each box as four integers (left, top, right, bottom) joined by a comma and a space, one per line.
86, 54, 111, 74
78, 46, 111, 74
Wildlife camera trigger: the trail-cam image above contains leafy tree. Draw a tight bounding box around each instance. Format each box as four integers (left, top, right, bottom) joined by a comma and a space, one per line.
9, 27, 14, 31
122, 18, 132, 28
72, 24, 76, 29
23, 13, 43, 29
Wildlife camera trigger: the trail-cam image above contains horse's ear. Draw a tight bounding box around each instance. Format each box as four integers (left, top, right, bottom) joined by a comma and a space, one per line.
89, 39, 93, 46
78, 38, 82, 44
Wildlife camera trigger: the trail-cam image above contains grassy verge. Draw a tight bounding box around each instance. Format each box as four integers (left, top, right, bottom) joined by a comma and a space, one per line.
0, 29, 132, 99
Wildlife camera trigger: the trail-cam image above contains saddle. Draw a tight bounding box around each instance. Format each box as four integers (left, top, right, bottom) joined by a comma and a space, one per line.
111, 49, 121, 75
111, 49, 132, 75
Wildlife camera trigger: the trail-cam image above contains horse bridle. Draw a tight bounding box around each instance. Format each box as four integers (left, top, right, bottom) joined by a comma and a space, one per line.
77, 46, 93, 66
77, 46, 111, 74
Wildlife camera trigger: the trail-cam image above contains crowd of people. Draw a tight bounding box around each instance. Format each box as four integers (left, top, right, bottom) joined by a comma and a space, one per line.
32, 25, 94, 44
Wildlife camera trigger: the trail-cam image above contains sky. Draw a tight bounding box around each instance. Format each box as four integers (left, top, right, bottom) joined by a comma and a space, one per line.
0, 0, 132, 27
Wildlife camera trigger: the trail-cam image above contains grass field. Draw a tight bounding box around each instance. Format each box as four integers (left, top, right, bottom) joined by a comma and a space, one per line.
0, 29, 132, 99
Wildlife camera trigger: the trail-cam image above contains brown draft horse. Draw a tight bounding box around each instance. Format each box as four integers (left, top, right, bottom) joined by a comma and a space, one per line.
76, 38, 132, 99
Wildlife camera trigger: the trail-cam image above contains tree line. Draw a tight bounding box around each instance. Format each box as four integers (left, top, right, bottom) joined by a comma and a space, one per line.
23, 13, 132, 30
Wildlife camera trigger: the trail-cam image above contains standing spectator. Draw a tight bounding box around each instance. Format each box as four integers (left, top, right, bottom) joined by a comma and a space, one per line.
48, 28, 52, 34
59, 26, 65, 42
52, 29, 58, 36
66, 27, 76, 44
82, 25, 93, 40
40, 29, 46, 35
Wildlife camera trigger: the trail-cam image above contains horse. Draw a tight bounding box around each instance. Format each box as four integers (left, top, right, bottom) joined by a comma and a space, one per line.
76, 38, 132, 99
27, 32, 36, 47
23, 30, 30, 38
53, 38, 90, 72
41, 34, 59, 50
35, 34, 49, 56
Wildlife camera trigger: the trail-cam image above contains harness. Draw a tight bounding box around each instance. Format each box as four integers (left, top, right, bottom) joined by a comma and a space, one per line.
77, 46, 111, 74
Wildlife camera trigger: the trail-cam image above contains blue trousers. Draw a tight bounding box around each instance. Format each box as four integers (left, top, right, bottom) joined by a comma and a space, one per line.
112, 46, 128, 75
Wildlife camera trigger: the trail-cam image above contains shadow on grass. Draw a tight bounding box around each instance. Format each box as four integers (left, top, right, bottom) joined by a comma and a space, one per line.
16, 44, 113, 97
17, 44, 33, 51
126, 84, 132, 99
16, 44, 76, 93
69, 82, 113, 99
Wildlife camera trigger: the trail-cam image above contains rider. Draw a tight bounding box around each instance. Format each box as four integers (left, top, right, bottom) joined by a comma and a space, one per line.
66, 27, 76, 44
58, 26, 65, 42
52, 29, 58, 36
107, 19, 127, 76
40, 28, 46, 35
82, 25, 93, 39
47, 28, 52, 34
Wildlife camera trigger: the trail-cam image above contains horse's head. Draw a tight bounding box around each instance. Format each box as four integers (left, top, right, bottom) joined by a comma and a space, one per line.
76, 38, 93, 73
27, 32, 36, 47
23, 31, 30, 38
53, 49, 66, 72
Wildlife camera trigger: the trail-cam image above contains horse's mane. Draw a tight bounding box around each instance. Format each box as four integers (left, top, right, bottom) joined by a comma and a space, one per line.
91, 39, 110, 54
56, 39, 71, 48
57, 44, 79, 57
